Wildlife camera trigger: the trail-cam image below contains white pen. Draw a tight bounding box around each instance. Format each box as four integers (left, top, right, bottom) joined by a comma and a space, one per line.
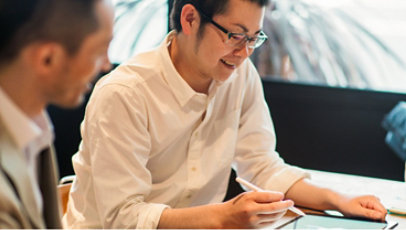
235, 177, 306, 216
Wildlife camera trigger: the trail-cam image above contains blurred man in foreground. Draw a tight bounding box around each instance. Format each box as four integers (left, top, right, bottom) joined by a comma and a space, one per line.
0, 0, 113, 228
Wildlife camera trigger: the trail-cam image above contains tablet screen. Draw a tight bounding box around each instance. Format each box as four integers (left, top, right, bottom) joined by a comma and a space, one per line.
279, 214, 390, 229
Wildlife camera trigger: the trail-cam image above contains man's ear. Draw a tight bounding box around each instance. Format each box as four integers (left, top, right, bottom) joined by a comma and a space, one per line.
26, 42, 67, 76
180, 4, 201, 35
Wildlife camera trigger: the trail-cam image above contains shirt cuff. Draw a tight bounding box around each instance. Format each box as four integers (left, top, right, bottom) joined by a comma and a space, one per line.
136, 203, 170, 229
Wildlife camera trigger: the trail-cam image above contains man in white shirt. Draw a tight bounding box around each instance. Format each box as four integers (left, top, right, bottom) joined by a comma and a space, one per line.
0, 0, 113, 228
65, 0, 387, 228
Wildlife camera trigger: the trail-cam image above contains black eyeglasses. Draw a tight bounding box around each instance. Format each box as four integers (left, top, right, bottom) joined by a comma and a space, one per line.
193, 4, 268, 49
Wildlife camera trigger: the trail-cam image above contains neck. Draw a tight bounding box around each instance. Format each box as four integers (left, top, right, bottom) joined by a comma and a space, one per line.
169, 34, 212, 94
0, 65, 46, 118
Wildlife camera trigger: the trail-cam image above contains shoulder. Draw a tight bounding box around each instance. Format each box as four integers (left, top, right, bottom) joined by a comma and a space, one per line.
0, 165, 30, 228
95, 48, 165, 94
0, 118, 17, 152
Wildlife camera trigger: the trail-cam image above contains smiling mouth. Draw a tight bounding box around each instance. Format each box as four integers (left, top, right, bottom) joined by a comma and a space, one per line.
221, 59, 237, 69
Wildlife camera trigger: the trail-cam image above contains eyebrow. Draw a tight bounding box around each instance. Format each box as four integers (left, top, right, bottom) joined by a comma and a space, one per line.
233, 23, 262, 35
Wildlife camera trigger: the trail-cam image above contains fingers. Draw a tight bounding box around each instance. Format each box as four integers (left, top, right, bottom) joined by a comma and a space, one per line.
256, 199, 293, 214
364, 209, 386, 221
242, 207, 288, 227
248, 200, 291, 227
227, 191, 294, 228
256, 209, 288, 226
247, 192, 294, 224
361, 196, 387, 215
342, 195, 387, 221
359, 196, 387, 221
251, 190, 285, 203
242, 191, 294, 214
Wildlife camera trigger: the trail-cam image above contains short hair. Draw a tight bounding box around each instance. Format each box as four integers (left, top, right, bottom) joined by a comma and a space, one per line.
0, 0, 99, 66
170, 0, 270, 33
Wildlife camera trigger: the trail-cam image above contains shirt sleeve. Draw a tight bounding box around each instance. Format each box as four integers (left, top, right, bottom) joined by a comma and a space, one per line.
233, 60, 310, 194
82, 81, 169, 229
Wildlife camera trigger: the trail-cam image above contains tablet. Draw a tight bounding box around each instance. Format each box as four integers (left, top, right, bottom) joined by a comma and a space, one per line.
278, 214, 398, 229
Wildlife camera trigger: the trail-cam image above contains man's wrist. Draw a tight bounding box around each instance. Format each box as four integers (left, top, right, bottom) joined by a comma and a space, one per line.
324, 188, 346, 211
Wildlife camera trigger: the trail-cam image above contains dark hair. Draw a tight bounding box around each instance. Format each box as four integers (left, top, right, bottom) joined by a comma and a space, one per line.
170, 0, 269, 32
0, 0, 99, 65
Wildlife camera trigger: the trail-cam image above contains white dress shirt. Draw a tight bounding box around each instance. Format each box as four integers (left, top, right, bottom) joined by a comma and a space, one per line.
0, 87, 54, 214
64, 32, 308, 229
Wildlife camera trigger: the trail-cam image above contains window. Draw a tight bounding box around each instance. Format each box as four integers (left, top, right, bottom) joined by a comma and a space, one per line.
108, 0, 168, 64
251, 0, 406, 93
109, 0, 406, 93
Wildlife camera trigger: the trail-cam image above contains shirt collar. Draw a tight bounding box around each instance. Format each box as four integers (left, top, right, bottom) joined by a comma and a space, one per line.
158, 31, 239, 107
158, 31, 198, 107
0, 87, 54, 152
160, 31, 233, 106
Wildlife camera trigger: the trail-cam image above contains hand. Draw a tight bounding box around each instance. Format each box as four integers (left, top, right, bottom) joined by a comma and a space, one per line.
220, 191, 294, 228
336, 194, 387, 221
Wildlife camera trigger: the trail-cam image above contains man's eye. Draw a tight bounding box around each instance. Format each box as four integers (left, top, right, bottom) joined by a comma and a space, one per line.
230, 34, 245, 41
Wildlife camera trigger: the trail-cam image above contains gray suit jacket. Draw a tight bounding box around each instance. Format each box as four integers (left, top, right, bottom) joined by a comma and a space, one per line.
0, 118, 62, 228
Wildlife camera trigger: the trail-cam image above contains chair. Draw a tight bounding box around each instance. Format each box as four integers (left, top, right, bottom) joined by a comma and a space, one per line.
58, 175, 75, 214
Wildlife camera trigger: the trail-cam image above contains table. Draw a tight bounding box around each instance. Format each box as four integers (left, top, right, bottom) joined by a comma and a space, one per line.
306, 169, 406, 228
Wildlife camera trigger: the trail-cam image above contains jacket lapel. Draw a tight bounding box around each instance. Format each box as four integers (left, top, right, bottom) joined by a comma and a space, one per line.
0, 132, 45, 228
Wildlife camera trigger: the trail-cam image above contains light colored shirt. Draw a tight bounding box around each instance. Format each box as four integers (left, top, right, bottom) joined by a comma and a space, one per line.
0, 87, 54, 214
64, 32, 308, 229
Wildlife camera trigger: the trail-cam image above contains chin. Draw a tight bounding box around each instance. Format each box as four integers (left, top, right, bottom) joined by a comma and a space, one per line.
215, 74, 233, 82
52, 94, 85, 109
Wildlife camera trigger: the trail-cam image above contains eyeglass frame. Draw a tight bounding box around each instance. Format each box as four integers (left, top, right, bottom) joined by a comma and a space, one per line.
192, 3, 268, 49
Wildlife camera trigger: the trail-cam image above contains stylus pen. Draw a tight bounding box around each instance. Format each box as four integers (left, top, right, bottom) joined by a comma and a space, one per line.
235, 177, 306, 216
